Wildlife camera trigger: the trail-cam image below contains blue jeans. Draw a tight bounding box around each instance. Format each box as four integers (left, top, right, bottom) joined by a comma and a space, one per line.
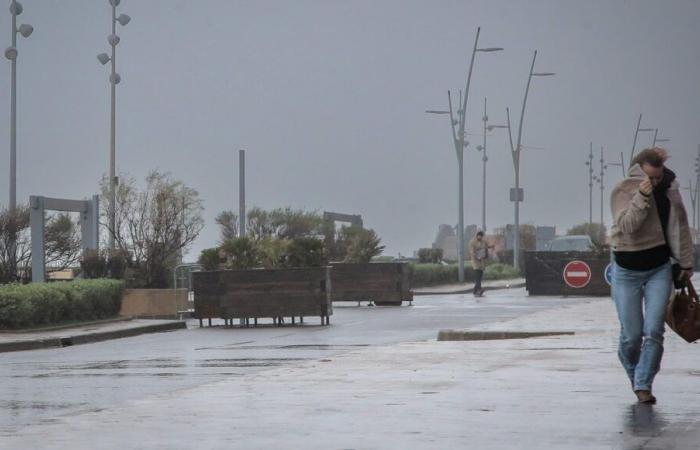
612, 262, 672, 391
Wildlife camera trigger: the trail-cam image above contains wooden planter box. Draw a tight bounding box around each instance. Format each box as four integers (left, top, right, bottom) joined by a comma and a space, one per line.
192, 267, 332, 326
330, 262, 413, 306
525, 251, 611, 296
120, 288, 189, 319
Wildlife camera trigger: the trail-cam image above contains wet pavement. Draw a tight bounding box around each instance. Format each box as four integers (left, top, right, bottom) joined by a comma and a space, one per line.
2, 287, 699, 448
0, 287, 569, 437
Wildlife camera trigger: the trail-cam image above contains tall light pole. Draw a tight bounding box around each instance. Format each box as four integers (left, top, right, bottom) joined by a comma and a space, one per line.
5, 1, 33, 211
629, 114, 654, 166
685, 180, 698, 244
585, 142, 594, 225
607, 151, 626, 178
693, 144, 700, 243
651, 129, 670, 148
475, 98, 507, 233
425, 27, 503, 282
97, 0, 130, 250
593, 146, 608, 228
505, 50, 554, 272
238, 149, 246, 238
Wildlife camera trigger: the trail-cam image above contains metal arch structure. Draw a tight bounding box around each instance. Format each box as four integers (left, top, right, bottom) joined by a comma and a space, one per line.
323, 212, 363, 229
323, 211, 364, 250
30, 195, 100, 283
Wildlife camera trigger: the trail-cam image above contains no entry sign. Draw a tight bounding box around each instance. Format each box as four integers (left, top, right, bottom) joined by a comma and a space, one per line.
563, 260, 592, 288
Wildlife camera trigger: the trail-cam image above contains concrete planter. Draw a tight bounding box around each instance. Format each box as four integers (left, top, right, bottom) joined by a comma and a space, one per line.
120, 288, 189, 319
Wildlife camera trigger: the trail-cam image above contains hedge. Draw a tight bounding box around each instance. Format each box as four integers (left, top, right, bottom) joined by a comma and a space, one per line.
483, 263, 521, 280
0, 279, 125, 330
411, 263, 520, 287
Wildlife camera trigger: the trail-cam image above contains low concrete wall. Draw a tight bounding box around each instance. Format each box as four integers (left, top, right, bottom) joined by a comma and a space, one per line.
120, 289, 189, 319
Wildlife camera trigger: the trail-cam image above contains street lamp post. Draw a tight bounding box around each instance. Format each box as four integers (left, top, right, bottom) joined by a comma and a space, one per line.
694, 147, 700, 243
606, 151, 626, 178
685, 180, 697, 244
5, 1, 33, 211
585, 142, 594, 225
505, 50, 554, 272
651, 129, 670, 147
425, 27, 502, 283
97, 0, 130, 251
475, 97, 507, 233
593, 146, 608, 228
630, 113, 654, 166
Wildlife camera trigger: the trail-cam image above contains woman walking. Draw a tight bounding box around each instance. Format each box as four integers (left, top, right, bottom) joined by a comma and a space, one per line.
610, 148, 693, 404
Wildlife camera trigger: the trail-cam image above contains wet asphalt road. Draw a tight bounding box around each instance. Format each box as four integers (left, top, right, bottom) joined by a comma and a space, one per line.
0, 288, 572, 434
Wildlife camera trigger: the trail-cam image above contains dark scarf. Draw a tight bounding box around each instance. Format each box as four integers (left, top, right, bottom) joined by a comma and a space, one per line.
653, 167, 676, 241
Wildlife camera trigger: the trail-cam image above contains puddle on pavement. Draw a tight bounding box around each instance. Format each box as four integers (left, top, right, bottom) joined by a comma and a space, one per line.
0, 400, 88, 411
6, 357, 310, 379
196, 344, 371, 351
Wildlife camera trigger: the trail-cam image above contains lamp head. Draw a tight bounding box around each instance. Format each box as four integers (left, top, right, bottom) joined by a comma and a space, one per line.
9, 1, 23, 16
116, 14, 131, 26
18, 24, 33, 38
97, 53, 111, 65
4, 46, 18, 61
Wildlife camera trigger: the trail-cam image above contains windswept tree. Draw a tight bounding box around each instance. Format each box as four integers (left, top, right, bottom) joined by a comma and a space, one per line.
245, 207, 275, 241
0, 206, 82, 283
44, 213, 82, 271
328, 226, 385, 263
0, 206, 31, 283
101, 171, 204, 288
215, 210, 238, 242
244, 207, 322, 241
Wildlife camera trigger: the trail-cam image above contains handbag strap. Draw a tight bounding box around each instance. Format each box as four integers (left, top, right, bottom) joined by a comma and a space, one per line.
687, 279, 699, 303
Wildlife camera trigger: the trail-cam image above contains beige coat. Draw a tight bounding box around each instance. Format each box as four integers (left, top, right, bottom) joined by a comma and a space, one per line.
610, 164, 693, 269
469, 238, 489, 270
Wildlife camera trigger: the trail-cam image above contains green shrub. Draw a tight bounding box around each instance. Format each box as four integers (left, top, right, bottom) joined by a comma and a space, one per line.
80, 250, 108, 279
0, 279, 125, 329
107, 250, 128, 279
256, 237, 291, 269
285, 237, 326, 268
484, 263, 520, 280
221, 237, 259, 269
411, 264, 476, 287
417, 248, 443, 263
198, 248, 222, 271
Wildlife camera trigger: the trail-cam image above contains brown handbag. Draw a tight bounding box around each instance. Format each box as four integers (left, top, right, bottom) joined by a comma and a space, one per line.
665, 279, 700, 343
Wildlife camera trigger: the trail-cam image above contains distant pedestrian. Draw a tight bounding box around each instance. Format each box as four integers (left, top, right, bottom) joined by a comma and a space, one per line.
610, 148, 693, 404
469, 231, 493, 297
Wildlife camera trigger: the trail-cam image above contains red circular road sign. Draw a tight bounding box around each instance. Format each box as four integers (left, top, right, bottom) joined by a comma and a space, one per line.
563, 260, 592, 288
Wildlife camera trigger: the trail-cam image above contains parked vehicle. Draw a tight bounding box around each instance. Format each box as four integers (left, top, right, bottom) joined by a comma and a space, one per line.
546, 235, 594, 252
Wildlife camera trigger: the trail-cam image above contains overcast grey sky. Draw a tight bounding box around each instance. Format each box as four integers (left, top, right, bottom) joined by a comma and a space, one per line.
1, 0, 699, 258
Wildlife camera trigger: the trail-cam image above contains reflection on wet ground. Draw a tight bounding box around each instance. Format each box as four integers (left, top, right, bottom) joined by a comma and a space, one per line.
0, 291, 574, 434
